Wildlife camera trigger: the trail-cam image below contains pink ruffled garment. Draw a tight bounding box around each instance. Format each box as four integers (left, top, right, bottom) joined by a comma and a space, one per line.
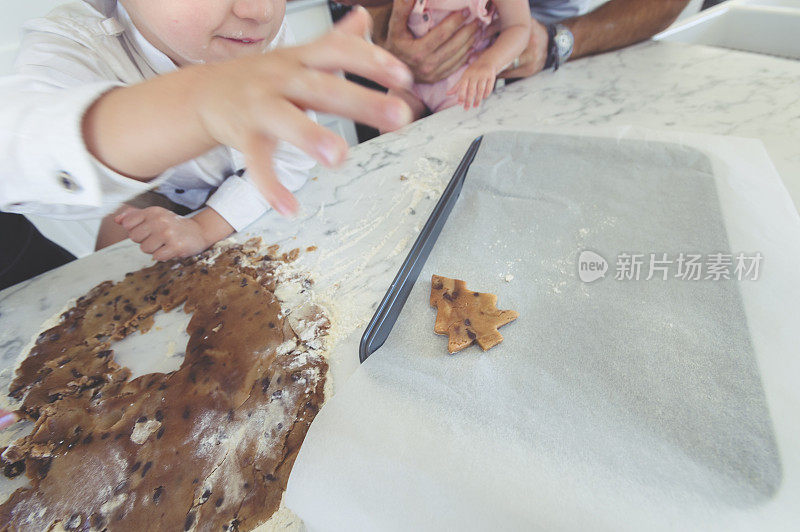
408, 0, 497, 112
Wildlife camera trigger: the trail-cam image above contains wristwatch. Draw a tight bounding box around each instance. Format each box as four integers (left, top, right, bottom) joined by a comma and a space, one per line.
544, 23, 574, 71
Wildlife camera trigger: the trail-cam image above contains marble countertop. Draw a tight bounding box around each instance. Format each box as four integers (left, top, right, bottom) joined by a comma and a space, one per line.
2, 39, 800, 393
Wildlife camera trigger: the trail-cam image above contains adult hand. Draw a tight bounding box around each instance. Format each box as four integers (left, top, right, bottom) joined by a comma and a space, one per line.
498, 17, 549, 79
383, 0, 481, 84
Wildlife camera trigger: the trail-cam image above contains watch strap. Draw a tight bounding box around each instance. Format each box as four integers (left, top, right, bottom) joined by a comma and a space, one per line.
544, 24, 558, 71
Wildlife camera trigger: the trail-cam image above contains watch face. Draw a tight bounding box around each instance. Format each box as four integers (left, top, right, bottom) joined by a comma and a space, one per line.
555, 33, 572, 54
554, 27, 574, 59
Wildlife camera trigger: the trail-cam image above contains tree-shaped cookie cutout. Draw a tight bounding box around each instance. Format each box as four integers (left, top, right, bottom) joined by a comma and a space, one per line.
430, 275, 519, 353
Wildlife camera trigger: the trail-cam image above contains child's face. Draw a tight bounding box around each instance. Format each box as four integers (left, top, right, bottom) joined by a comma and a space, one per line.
121, 0, 286, 66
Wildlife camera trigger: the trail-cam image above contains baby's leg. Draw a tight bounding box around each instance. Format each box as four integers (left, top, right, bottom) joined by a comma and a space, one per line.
384, 88, 428, 133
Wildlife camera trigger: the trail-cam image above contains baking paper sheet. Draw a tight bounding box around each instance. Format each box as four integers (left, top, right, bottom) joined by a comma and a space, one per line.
284, 129, 800, 530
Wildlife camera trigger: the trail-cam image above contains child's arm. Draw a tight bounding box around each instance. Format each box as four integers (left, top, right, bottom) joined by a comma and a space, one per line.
114, 133, 320, 261
115, 206, 233, 262
1, 9, 412, 220
84, 9, 412, 218
472, 0, 532, 75
449, 0, 531, 109
116, 138, 317, 260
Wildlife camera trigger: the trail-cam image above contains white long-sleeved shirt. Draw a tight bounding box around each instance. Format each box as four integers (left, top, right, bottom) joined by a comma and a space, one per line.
0, 0, 316, 232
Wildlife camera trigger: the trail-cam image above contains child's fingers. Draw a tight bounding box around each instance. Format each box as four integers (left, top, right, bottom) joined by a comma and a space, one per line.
281, 71, 412, 139
127, 207, 173, 242
481, 77, 492, 104
304, 9, 413, 92
469, 79, 478, 108
483, 75, 494, 100
475, 79, 487, 108
252, 97, 347, 168
459, 80, 469, 108
333, 5, 372, 39
449, 79, 467, 97
128, 223, 153, 244
113, 206, 137, 225
139, 234, 166, 255
120, 216, 146, 233
152, 246, 178, 262
466, 78, 477, 110
447, 81, 462, 97
245, 132, 298, 217
116, 207, 145, 230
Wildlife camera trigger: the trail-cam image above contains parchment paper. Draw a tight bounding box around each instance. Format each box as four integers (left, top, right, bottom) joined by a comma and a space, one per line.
285, 129, 800, 531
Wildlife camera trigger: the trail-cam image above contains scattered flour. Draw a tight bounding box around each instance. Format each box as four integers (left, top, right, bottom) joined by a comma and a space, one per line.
130, 419, 162, 445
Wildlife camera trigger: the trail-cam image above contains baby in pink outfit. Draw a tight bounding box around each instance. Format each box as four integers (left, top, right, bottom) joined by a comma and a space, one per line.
395, 0, 531, 115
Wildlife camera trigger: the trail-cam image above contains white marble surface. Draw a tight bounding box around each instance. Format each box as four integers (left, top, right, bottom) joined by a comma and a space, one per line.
2, 39, 800, 397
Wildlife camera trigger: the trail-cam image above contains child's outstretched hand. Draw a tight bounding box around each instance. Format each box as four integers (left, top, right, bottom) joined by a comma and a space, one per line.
194, 8, 415, 217
115, 206, 224, 262
85, 8, 414, 220
449, 60, 496, 110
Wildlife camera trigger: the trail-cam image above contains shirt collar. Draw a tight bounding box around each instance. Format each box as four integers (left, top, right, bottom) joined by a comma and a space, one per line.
115, 3, 179, 75
84, 0, 117, 17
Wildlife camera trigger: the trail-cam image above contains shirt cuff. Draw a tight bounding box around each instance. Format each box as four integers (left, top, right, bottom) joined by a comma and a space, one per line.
205, 175, 269, 232
207, 149, 315, 232
2, 81, 173, 218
